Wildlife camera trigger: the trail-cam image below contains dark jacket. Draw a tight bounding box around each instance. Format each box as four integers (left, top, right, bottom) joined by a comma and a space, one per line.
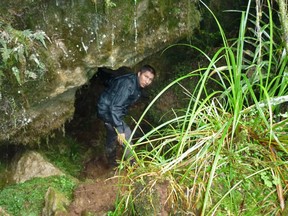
97, 73, 142, 133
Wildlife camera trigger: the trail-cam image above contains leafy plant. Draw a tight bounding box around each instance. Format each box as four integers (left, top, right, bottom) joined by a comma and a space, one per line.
0, 23, 50, 87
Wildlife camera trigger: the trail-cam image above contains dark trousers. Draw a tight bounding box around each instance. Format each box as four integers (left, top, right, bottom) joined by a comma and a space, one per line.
104, 122, 133, 164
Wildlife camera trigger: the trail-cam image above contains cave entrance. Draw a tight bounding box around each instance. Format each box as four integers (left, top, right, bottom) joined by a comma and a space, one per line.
64, 66, 137, 150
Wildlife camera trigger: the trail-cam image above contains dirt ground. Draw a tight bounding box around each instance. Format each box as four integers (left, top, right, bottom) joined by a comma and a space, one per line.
67, 156, 122, 215
66, 157, 171, 216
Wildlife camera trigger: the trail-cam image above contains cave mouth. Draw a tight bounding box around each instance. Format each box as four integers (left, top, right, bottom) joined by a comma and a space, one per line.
0, 144, 24, 166
64, 66, 137, 146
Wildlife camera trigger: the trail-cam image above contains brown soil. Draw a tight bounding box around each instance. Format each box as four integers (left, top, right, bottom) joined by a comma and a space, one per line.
66, 156, 173, 216
67, 156, 122, 215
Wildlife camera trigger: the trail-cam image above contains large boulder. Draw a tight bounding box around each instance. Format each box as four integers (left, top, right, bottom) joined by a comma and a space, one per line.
0, 0, 201, 145
11, 151, 64, 184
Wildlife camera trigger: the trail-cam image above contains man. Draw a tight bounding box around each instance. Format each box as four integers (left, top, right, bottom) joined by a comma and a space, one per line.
97, 65, 156, 167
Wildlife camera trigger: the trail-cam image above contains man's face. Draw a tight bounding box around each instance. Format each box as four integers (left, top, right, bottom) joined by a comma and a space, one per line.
138, 71, 155, 88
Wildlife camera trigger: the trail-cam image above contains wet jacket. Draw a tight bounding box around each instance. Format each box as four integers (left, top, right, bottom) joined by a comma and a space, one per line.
97, 73, 142, 133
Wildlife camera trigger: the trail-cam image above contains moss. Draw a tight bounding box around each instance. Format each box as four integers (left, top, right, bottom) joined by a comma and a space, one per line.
42, 187, 70, 215
132, 176, 161, 215
0, 175, 77, 216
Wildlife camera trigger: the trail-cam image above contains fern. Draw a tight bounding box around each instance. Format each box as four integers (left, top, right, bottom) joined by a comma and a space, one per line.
0, 25, 50, 86
11, 66, 21, 85
32, 30, 49, 48
1, 44, 13, 63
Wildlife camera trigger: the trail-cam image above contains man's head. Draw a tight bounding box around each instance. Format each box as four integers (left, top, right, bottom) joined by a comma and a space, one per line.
137, 64, 156, 88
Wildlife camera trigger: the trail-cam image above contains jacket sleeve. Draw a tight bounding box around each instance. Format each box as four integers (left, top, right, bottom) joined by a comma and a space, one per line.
109, 78, 133, 133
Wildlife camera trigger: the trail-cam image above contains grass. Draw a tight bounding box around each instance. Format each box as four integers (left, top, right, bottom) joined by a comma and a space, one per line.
113, 0, 288, 215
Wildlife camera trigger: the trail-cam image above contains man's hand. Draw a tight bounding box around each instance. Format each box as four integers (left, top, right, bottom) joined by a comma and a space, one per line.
117, 133, 126, 145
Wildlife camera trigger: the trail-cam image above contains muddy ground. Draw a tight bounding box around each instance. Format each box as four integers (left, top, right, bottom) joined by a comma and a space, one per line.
67, 156, 121, 215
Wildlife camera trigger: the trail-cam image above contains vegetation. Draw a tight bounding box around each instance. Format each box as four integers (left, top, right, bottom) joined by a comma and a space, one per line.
0, 21, 50, 128
0, 0, 287, 215
114, 0, 288, 215
0, 175, 76, 216
0, 22, 49, 87
41, 134, 87, 178
0, 134, 83, 215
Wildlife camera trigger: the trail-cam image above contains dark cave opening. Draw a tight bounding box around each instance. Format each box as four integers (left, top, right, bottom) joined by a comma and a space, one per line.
64, 66, 153, 158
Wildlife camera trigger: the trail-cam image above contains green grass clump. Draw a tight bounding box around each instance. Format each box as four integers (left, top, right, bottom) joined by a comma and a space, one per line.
0, 175, 76, 216
113, 0, 288, 215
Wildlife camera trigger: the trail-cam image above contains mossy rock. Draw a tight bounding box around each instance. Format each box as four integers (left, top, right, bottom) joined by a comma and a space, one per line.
42, 187, 70, 216
132, 177, 169, 215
